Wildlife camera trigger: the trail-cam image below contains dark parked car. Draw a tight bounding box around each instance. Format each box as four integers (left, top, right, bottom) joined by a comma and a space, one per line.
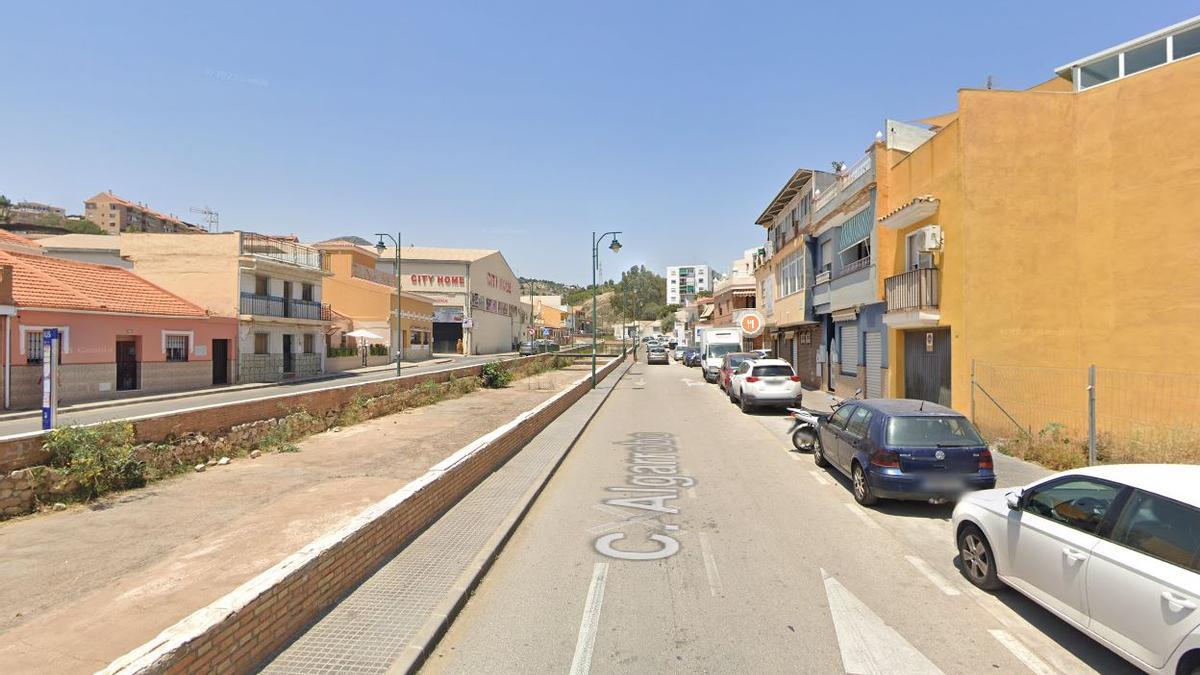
814, 399, 995, 506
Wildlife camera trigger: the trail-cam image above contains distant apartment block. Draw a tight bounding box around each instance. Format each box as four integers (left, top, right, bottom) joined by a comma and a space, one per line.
11, 201, 66, 220
84, 191, 203, 234
666, 264, 712, 305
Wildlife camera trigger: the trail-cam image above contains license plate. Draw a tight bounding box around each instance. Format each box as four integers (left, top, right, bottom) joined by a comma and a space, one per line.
924, 476, 966, 491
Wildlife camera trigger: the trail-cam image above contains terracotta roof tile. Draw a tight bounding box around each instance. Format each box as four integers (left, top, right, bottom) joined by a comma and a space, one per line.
0, 250, 206, 316
0, 230, 44, 250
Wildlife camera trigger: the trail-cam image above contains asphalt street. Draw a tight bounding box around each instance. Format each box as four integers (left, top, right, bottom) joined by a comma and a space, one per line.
422, 353, 1137, 674
0, 354, 511, 438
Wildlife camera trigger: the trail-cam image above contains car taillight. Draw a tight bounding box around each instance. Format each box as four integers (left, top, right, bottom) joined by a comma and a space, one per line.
745, 376, 760, 382
869, 450, 901, 468
789, 375, 800, 382
978, 448, 994, 470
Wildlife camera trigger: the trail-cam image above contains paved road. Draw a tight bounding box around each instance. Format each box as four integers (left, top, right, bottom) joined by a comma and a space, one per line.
423, 354, 1136, 674
0, 354, 512, 437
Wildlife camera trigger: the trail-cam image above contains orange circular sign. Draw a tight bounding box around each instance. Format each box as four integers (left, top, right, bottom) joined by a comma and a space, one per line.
739, 311, 765, 337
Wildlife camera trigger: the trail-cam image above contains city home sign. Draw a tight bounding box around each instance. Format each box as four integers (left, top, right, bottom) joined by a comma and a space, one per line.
409, 274, 465, 288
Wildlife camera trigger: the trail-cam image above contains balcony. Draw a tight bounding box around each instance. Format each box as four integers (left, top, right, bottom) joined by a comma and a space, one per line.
884, 267, 941, 328
240, 292, 332, 322
829, 258, 876, 311
241, 232, 326, 270
813, 152, 875, 221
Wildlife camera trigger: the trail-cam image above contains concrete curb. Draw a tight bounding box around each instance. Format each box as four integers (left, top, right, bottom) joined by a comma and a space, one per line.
387, 359, 633, 675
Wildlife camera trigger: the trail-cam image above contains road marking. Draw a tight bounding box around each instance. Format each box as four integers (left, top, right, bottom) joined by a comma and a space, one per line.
988, 629, 1058, 675
904, 555, 962, 596
569, 562, 609, 675
843, 503, 882, 530
681, 378, 705, 387
821, 569, 944, 675
808, 470, 831, 485
697, 532, 723, 597
961, 587, 1089, 674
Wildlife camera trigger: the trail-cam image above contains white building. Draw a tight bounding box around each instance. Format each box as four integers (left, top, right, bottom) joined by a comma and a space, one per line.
666, 264, 712, 305
375, 247, 524, 355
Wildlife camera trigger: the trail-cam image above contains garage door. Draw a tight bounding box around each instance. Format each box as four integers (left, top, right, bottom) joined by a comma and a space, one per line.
865, 331, 882, 399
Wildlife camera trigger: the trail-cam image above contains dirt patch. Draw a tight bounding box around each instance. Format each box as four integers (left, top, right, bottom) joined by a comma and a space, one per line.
0, 365, 589, 674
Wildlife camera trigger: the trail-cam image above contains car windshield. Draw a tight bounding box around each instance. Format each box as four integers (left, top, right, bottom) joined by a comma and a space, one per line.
707, 343, 740, 359
752, 365, 793, 377
727, 355, 752, 368
886, 416, 986, 447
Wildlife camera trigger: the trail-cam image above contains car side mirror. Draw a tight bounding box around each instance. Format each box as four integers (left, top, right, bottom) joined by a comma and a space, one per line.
1006, 490, 1023, 511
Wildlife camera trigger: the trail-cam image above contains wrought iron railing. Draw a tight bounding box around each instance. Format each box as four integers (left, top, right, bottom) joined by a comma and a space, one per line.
239, 292, 331, 321
240, 232, 325, 269
832, 256, 872, 280
885, 267, 939, 311
237, 353, 322, 382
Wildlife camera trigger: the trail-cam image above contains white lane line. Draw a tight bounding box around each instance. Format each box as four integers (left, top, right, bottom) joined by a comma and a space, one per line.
989, 629, 1058, 675
904, 555, 962, 596
844, 503, 882, 530
697, 532, 723, 597
808, 470, 832, 485
569, 562, 610, 675
821, 569, 945, 675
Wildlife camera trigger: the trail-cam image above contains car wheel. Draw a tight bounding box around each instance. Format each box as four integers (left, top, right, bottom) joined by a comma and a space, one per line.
958, 525, 1003, 591
792, 426, 818, 452
740, 395, 751, 413
813, 438, 830, 467
851, 463, 878, 506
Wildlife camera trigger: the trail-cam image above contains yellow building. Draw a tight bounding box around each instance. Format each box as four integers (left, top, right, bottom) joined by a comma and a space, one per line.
877, 17, 1200, 439
316, 242, 435, 362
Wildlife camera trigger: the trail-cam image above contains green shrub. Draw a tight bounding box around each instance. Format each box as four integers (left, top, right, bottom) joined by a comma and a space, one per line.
369, 343, 389, 356
479, 361, 512, 388
42, 422, 146, 499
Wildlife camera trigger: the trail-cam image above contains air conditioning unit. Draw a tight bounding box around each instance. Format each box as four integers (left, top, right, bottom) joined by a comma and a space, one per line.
917, 225, 943, 252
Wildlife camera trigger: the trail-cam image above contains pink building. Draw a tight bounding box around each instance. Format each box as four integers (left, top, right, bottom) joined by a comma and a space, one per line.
0, 231, 238, 409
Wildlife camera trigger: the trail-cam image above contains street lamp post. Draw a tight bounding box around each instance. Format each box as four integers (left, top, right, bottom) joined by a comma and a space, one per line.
375, 233, 402, 378
592, 230, 622, 387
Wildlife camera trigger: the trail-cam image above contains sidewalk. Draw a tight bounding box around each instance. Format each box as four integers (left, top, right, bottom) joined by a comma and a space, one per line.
0, 364, 585, 675
0, 358, 456, 423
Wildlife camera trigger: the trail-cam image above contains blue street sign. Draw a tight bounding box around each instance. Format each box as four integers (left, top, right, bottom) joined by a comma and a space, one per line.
542, 327, 551, 337
41, 328, 59, 430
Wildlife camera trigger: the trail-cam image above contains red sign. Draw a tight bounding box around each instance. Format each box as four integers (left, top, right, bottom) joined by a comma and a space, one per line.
410, 274, 465, 287
486, 272, 513, 294
739, 311, 765, 337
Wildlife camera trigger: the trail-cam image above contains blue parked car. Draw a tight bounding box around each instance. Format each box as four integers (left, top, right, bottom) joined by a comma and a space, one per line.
814, 399, 995, 506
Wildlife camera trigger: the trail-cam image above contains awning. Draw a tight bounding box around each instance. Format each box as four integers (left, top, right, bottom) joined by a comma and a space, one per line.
699, 304, 715, 319
837, 195, 876, 252
879, 195, 939, 230
831, 308, 859, 322
732, 289, 756, 297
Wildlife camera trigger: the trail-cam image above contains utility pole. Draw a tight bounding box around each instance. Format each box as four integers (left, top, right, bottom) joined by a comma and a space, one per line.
592, 231, 622, 387
374, 233, 403, 378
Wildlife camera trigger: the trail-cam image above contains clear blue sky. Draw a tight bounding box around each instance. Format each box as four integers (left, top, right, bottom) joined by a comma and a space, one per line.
2, 1, 1193, 284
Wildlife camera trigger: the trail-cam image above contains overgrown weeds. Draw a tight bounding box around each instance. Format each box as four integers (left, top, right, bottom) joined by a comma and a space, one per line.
997, 421, 1200, 470
479, 361, 513, 388
42, 422, 145, 499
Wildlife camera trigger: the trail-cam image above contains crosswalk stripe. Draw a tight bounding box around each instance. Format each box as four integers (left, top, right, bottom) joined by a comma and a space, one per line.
822, 569, 945, 675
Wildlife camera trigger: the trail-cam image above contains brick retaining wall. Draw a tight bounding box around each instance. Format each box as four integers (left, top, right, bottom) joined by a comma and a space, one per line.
101, 353, 623, 675
0, 353, 560, 475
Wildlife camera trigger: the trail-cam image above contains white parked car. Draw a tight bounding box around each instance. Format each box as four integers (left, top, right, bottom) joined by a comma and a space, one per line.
952, 464, 1200, 674
728, 358, 803, 413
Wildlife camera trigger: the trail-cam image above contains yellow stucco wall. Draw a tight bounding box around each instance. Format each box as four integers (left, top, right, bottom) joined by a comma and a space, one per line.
882, 56, 1200, 425
119, 232, 243, 316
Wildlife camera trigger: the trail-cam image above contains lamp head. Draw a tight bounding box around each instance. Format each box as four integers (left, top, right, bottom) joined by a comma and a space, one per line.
609, 237, 622, 254
374, 235, 387, 255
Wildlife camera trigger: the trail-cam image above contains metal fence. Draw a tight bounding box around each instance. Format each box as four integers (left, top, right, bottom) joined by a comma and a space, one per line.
972, 361, 1200, 465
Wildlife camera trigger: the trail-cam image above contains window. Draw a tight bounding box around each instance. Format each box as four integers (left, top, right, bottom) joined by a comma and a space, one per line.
828, 404, 854, 430
1124, 38, 1166, 75
1111, 490, 1200, 573
820, 240, 833, 274
1023, 478, 1122, 534
735, 362, 751, 375
1176, 26, 1200, 60
410, 329, 422, 345
254, 333, 269, 354
839, 324, 858, 375
844, 407, 872, 439
26, 330, 44, 364
752, 365, 794, 378
1080, 54, 1119, 88
255, 275, 269, 296
886, 416, 985, 447
301, 283, 314, 301
843, 238, 870, 265
778, 250, 804, 298
165, 334, 189, 362
303, 334, 315, 353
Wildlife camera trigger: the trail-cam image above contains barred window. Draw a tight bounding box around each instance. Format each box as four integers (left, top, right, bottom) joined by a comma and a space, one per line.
26, 330, 43, 364
303, 334, 315, 353
410, 329, 422, 345
166, 334, 189, 362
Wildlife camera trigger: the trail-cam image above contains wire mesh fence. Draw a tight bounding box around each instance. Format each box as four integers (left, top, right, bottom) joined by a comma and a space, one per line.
972, 361, 1200, 468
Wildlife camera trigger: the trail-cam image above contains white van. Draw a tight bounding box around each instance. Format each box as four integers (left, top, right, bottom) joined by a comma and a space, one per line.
698, 327, 743, 383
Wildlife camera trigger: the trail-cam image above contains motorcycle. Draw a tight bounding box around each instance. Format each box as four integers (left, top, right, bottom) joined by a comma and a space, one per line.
787, 388, 861, 452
